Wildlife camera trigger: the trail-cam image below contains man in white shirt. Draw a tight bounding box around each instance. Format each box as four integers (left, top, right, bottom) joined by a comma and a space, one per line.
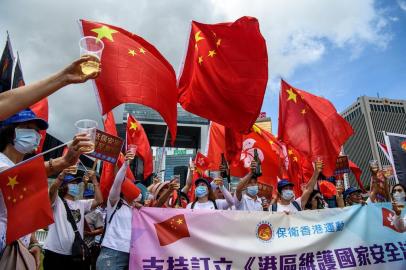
43, 170, 103, 270
234, 161, 264, 211
271, 160, 323, 213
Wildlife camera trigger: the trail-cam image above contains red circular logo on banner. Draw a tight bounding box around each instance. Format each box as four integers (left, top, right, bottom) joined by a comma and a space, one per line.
256, 221, 273, 242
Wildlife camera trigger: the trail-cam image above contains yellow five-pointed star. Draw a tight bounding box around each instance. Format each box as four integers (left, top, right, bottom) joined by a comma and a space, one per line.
216, 38, 222, 47
252, 124, 261, 134
176, 218, 184, 225
269, 140, 274, 145
286, 88, 297, 103
301, 109, 307, 115
195, 31, 205, 43
198, 56, 203, 65
293, 156, 298, 162
208, 50, 216, 57
139, 48, 146, 54
288, 149, 293, 155
91, 25, 118, 42
7, 176, 19, 190
128, 49, 136, 56
130, 122, 138, 131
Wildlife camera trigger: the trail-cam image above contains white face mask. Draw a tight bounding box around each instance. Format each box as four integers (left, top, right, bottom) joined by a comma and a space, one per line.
393, 191, 406, 202
13, 128, 41, 154
281, 189, 295, 201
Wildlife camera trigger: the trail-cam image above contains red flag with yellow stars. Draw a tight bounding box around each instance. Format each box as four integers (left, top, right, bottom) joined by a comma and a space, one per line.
100, 112, 140, 202
154, 214, 190, 246
178, 16, 268, 133
126, 114, 152, 180
0, 155, 53, 244
278, 79, 354, 176
80, 20, 177, 144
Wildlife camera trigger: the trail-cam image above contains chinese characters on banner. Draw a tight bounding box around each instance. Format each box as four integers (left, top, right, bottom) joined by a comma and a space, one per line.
130, 204, 406, 270
335, 155, 350, 175
88, 129, 123, 164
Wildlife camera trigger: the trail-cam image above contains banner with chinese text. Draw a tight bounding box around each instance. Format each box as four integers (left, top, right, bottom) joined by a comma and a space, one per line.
130, 203, 405, 269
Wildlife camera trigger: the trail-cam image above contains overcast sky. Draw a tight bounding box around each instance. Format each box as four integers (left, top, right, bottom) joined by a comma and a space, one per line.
1, 0, 405, 142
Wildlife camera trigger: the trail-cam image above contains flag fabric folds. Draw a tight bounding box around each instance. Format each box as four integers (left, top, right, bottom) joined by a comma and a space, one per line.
100, 111, 140, 202
80, 19, 178, 144
0, 155, 53, 244
178, 16, 268, 133
126, 115, 153, 180
0, 34, 14, 93
278, 79, 354, 176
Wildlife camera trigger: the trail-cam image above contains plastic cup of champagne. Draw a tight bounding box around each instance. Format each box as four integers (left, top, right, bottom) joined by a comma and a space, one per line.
369, 160, 379, 172
127, 144, 137, 160
74, 119, 98, 154
79, 36, 104, 75
66, 165, 78, 175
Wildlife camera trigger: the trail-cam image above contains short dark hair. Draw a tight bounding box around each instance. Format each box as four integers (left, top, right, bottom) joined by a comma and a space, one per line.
0, 125, 16, 152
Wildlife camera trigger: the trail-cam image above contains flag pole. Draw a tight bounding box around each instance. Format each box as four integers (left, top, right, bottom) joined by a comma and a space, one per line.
158, 126, 169, 180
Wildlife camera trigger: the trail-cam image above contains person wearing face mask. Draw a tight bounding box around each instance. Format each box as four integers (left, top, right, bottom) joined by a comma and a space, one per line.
0, 108, 91, 267
343, 187, 366, 206
391, 184, 406, 232
271, 160, 323, 213
96, 152, 142, 270
186, 178, 234, 210
43, 169, 103, 270
234, 161, 263, 211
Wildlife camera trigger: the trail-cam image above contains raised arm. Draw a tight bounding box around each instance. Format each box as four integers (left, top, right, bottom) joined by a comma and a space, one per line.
236, 161, 256, 201
86, 170, 103, 210
181, 161, 195, 194
49, 171, 65, 204
301, 161, 323, 207
109, 161, 128, 207
0, 56, 100, 121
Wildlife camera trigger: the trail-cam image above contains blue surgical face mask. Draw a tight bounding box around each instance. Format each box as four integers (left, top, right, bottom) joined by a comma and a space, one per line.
14, 128, 41, 154
247, 185, 259, 196
195, 186, 208, 198
282, 189, 295, 201
67, 184, 80, 198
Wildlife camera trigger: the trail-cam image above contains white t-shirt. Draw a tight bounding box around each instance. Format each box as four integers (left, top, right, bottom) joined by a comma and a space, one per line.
234, 194, 263, 211
44, 196, 93, 255
101, 200, 133, 253
274, 197, 302, 213
0, 153, 31, 254
186, 199, 230, 210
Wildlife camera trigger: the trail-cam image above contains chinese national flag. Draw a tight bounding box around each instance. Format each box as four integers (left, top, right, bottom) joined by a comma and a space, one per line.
0, 155, 53, 244
194, 152, 209, 173
278, 80, 354, 176
126, 115, 152, 180
100, 112, 140, 202
12, 56, 49, 153
382, 208, 401, 232
349, 160, 366, 192
80, 20, 177, 144
178, 16, 268, 133
154, 214, 190, 246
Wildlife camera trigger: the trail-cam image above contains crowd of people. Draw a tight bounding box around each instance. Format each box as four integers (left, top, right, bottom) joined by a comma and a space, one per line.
0, 57, 405, 270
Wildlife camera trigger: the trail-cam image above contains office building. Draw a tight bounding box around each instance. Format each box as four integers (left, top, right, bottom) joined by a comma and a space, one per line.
341, 96, 406, 187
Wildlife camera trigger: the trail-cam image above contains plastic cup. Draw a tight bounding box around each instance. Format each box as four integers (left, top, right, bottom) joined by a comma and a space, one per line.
79, 36, 104, 75
315, 155, 323, 162
127, 144, 137, 160
74, 119, 98, 154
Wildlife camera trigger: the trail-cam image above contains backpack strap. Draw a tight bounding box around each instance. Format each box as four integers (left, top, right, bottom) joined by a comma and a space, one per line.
99, 199, 123, 244
191, 200, 197, 209
292, 200, 302, 211
61, 197, 83, 241
211, 200, 218, 210
271, 203, 277, 212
